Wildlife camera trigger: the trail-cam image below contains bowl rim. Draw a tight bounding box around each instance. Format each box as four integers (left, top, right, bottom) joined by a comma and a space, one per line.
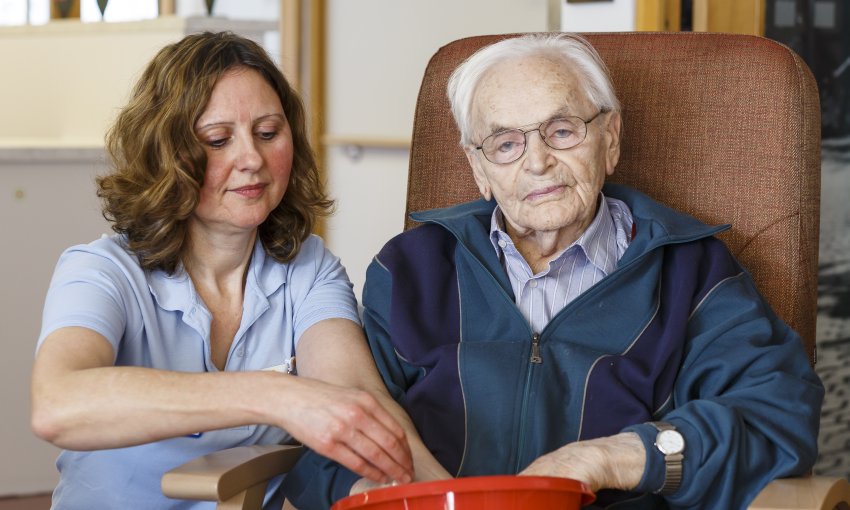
332, 475, 596, 510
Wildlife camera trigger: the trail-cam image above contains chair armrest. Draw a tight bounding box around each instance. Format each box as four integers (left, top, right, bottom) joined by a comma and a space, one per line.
748, 476, 850, 510
161, 444, 304, 502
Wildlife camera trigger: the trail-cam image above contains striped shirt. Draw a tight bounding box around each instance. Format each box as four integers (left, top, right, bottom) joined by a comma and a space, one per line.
490, 194, 634, 333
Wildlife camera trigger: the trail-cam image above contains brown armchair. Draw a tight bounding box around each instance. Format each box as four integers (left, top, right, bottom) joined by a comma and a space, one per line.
162, 32, 849, 510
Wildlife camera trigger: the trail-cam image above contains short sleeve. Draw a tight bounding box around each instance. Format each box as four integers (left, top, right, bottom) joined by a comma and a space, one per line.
289, 235, 361, 345
38, 243, 132, 357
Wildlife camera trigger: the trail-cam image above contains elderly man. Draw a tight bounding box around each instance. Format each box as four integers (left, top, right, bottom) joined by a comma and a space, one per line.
284, 33, 823, 509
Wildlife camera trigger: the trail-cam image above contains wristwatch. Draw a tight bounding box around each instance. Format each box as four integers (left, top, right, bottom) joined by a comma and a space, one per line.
650, 421, 685, 495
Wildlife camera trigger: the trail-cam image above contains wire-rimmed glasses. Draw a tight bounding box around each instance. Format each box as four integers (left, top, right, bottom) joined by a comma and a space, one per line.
475, 110, 607, 165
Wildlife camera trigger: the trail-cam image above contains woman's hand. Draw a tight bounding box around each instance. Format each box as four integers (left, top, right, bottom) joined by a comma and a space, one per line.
296, 319, 449, 490
519, 432, 646, 493
277, 375, 413, 485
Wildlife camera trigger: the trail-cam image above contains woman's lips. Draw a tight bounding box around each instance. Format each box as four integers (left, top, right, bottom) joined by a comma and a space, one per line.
231, 183, 266, 198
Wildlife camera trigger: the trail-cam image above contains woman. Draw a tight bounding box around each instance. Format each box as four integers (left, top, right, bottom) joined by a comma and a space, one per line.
30, 32, 418, 509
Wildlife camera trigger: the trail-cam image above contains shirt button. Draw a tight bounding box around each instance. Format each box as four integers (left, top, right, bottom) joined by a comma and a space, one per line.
529, 280, 538, 288
498, 240, 507, 248
236, 348, 245, 357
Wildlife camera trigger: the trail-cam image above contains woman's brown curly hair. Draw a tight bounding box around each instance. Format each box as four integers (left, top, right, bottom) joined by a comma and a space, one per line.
98, 31, 332, 274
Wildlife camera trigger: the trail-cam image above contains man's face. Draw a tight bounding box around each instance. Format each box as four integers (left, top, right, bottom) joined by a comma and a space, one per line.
465, 55, 621, 243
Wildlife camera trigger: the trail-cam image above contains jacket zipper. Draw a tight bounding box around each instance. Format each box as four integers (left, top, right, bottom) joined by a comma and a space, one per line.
425, 220, 549, 473
530, 332, 542, 364
515, 333, 540, 472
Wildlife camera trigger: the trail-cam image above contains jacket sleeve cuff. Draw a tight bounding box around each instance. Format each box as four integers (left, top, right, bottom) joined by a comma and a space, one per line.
282, 449, 361, 509
623, 420, 700, 496
331, 468, 361, 503
622, 422, 666, 494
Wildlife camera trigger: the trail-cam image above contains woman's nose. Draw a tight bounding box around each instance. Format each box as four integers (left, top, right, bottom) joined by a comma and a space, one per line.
235, 136, 262, 172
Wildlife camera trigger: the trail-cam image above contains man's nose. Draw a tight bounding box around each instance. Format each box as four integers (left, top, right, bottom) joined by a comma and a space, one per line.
523, 130, 553, 173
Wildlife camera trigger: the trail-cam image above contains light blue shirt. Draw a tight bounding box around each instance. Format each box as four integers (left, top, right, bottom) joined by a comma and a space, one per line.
490, 194, 633, 333
38, 234, 361, 509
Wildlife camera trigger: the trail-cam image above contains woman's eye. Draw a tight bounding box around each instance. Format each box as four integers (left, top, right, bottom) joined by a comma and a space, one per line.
207, 138, 229, 148
257, 130, 277, 141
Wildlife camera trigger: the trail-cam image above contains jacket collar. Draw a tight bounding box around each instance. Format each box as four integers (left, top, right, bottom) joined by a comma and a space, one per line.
409, 183, 729, 269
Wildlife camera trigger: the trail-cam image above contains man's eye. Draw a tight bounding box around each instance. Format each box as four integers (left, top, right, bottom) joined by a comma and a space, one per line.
550, 128, 575, 139
497, 141, 520, 153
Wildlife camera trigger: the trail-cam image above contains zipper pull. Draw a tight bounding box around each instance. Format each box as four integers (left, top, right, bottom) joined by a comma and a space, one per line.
530, 333, 542, 364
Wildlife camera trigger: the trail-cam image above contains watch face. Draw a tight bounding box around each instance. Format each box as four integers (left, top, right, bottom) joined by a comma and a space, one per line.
657, 429, 685, 455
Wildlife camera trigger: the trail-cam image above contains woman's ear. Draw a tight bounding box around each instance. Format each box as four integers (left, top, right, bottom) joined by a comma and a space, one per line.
465, 147, 492, 200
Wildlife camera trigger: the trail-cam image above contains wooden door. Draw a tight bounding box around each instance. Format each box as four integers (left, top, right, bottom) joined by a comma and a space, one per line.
637, 0, 766, 35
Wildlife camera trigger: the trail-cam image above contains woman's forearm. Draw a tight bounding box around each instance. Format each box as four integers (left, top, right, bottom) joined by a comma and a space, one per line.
32, 342, 302, 449
32, 325, 413, 484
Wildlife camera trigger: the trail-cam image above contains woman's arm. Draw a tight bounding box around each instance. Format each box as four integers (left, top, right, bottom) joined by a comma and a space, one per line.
31, 324, 413, 485
296, 318, 449, 484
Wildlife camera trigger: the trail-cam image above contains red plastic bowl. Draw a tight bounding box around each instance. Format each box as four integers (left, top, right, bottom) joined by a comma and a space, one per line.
331, 475, 595, 510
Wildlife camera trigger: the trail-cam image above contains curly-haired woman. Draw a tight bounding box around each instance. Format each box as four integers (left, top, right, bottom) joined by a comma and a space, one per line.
30, 31, 423, 509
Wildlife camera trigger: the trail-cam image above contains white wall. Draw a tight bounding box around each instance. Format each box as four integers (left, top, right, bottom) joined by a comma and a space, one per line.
323, 0, 552, 299
0, 19, 182, 147
0, 150, 110, 495
0, 16, 276, 148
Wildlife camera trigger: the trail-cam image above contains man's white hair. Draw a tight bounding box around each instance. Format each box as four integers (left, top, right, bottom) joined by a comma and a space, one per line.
446, 33, 621, 146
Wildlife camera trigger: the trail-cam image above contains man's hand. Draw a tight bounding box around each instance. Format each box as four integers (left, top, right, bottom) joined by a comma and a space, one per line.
519, 432, 646, 493
350, 476, 397, 495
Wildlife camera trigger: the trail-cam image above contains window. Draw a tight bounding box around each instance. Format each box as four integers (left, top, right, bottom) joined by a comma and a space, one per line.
0, 0, 27, 25
80, 0, 157, 22
0, 0, 158, 26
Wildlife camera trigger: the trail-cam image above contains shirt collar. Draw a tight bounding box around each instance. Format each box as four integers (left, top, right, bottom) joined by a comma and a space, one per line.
489, 193, 619, 276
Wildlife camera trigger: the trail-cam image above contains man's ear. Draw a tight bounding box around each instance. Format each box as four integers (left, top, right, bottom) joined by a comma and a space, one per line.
603, 111, 622, 176
465, 146, 492, 200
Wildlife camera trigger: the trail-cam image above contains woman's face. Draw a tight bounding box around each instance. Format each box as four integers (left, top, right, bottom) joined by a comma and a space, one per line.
192, 67, 293, 236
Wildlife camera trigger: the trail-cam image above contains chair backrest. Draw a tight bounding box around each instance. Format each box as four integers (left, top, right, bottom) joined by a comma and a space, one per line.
405, 32, 821, 361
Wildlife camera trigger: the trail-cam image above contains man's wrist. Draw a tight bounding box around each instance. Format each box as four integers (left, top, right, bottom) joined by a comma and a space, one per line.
600, 432, 646, 490
568, 433, 646, 491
